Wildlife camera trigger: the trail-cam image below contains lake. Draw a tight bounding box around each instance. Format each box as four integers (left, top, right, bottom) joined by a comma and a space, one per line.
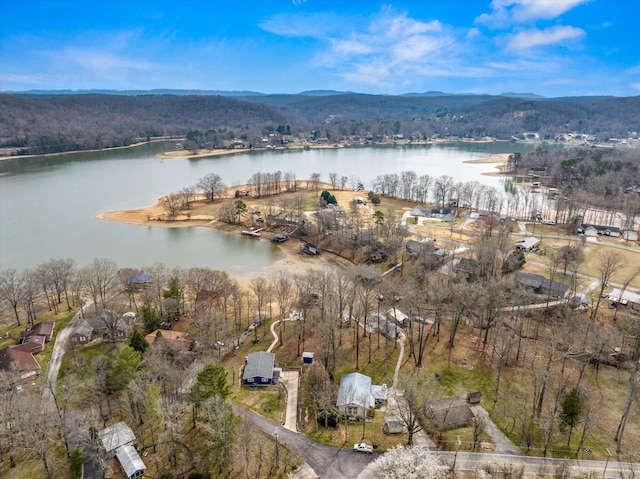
0, 141, 537, 274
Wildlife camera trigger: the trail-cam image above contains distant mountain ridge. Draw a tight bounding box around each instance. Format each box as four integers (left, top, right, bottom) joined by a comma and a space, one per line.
0, 88, 595, 100
1, 90, 638, 155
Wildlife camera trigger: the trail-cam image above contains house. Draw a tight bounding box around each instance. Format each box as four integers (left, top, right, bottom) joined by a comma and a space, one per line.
145, 329, 193, 350
145, 330, 196, 363
370, 313, 402, 339
100, 422, 137, 455
623, 230, 638, 242
516, 272, 570, 298
383, 417, 405, 435
608, 288, 640, 308
410, 205, 430, 217
386, 308, 408, 324
582, 226, 598, 237
453, 258, 484, 281
85, 311, 134, 341
337, 372, 375, 419
425, 397, 475, 431
405, 239, 435, 257
514, 237, 540, 252
302, 352, 315, 364
99, 422, 146, 479
20, 321, 55, 344
68, 320, 95, 345
123, 272, 153, 291
0, 345, 41, 381
466, 391, 482, 405
243, 351, 281, 386
410, 205, 456, 221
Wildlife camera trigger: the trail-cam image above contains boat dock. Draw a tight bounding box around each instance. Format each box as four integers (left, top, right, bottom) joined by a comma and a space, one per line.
241, 227, 264, 237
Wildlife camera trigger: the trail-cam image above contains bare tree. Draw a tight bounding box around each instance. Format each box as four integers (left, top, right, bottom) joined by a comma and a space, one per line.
614, 360, 639, 453
433, 175, 454, 208
179, 185, 197, 209
197, 173, 227, 202
329, 172, 338, 189
591, 251, 624, 320
0, 268, 25, 325
80, 258, 118, 313
393, 375, 431, 446
272, 273, 294, 347
162, 193, 184, 220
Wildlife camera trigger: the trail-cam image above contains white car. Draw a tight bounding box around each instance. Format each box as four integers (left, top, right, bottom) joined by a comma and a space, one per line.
353, 443, 373, 454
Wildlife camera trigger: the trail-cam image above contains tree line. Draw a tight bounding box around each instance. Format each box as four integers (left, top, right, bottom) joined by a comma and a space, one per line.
2, 92, 639, 155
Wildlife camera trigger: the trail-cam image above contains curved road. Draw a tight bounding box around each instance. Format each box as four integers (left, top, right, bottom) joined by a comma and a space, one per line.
234, 405, 379, 479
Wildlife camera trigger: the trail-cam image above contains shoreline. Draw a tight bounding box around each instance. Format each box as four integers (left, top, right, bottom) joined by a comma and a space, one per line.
1, 137, 515, 162
0, 137, 183, 162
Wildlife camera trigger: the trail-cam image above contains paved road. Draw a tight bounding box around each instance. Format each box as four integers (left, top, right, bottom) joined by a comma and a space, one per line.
234, 405, 379, 479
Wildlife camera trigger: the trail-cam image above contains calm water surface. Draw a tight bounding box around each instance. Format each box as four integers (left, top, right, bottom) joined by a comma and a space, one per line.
0, 141, 536, 273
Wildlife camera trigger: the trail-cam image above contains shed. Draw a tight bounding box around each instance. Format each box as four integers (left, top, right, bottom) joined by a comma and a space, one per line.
383, 417, 405, 435
243, 351, 278, 386
302, 352, 314, 364
115, 445, 146, 479
301, 242, 320, 255
466, 391, 482, 405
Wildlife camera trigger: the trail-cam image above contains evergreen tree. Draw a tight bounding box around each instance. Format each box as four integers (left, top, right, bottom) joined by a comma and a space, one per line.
560, 387, 582, 446
129, 329, 149, 353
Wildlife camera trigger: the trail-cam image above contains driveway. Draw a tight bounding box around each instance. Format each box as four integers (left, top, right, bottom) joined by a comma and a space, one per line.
233, 405, 378, 479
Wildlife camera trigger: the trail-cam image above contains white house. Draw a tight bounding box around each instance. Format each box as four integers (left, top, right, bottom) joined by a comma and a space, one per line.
514, 237, 540, 252
623, 230, 638, 242
337, 372, 374, 419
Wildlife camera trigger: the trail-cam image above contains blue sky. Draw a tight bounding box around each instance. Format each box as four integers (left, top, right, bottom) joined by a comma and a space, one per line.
1, 0, 638, 97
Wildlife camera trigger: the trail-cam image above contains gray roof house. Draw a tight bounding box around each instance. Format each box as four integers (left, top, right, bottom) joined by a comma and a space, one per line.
425, 397, 475, 431
243, 351, 281, 386
410, 205, 430, 217
516, 272, 570, 298
99, 422, 137, 455
69, 320, 95, 345
370, 313, 402, 339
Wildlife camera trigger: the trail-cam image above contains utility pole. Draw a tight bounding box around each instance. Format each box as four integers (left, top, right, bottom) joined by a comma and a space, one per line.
602, 448, 611, 478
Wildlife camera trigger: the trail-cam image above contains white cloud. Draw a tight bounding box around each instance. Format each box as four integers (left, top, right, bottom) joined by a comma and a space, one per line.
506, 25, 585, 49
259, 13, 340, 38
633, 83, 640, 92
476, 0, 589, 28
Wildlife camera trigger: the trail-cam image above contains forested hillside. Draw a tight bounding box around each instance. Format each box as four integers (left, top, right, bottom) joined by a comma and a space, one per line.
1, 91, 639, 155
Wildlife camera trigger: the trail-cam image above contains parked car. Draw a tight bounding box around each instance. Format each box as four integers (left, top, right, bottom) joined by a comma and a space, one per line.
353, 443, 373, 454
